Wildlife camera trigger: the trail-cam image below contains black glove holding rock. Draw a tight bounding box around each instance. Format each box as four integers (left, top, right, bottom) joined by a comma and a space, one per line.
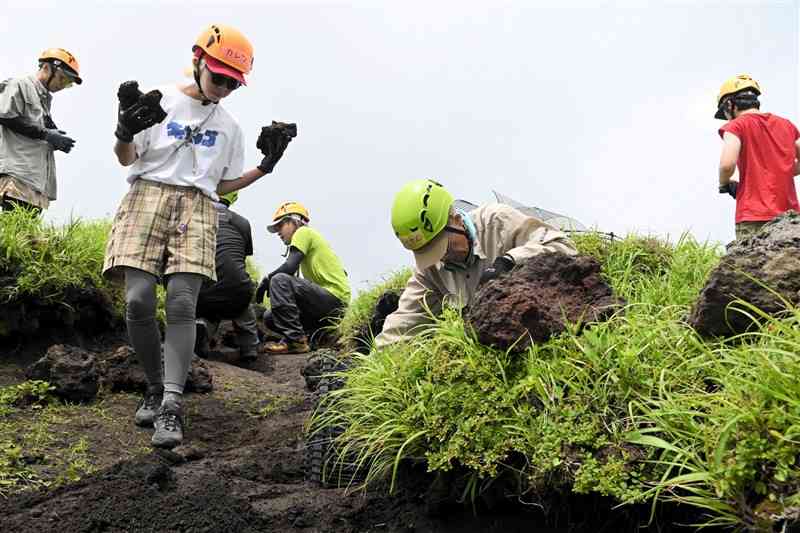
478, 254, 515, 286
256, 121, 297, 173
719, 181, 738, 199
115, 81, 168, 143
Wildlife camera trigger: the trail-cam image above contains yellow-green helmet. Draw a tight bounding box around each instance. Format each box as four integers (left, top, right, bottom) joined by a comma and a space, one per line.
391, 179, 453, 251
220, 191, 238, 206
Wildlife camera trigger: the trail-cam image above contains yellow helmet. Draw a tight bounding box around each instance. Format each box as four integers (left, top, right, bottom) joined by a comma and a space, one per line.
267, 201, 309, 233
39, 48, 82, 84
715, 74, 761, 119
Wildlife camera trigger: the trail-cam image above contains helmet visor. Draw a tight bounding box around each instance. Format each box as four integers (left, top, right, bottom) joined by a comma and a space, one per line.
412, 230, 449, 270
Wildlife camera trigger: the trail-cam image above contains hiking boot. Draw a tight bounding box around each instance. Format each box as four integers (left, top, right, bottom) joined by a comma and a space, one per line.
151, 400, 184, 449
240, 347, 258, 363
261, 337, 310, 354
134, 387, 163, 428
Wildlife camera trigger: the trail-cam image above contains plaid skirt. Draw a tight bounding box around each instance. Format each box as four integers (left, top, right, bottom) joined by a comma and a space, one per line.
103, 179, 218, 281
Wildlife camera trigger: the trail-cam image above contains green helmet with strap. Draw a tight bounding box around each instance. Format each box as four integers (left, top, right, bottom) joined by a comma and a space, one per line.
220, 191, 238, 207
391, 179, 454, 250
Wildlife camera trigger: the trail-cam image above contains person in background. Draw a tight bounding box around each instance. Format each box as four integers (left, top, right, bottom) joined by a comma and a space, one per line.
255, 202, 350, 354
715, 74, 800, 241
0, 48, 81, 212
195, 190, 260, 363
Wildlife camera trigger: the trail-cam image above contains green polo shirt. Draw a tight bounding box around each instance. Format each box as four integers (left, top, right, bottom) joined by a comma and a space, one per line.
290, 226, 351, 304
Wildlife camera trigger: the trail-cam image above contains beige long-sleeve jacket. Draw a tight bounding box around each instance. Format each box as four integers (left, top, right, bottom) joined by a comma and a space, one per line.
374, 203, 577, 348
0, 76, 57, 201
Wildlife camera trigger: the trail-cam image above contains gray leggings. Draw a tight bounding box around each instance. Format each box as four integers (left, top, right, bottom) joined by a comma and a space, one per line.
124, 268, 203, 395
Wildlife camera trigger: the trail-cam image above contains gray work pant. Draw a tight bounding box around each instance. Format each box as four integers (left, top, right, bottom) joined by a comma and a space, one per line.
265, 273, 344, 342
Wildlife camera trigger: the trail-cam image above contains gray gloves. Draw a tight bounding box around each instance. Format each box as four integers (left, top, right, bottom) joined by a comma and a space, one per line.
42, 128, 75, 153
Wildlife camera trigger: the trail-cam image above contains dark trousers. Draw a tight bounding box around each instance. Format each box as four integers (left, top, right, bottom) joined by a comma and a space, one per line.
264, 273, 344, 342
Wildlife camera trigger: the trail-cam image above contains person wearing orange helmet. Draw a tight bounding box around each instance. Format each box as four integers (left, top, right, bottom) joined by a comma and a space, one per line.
0, 48, 81, 212
103, 24, 296, 450
255, 202, 350, 354
715, 74, 800, 241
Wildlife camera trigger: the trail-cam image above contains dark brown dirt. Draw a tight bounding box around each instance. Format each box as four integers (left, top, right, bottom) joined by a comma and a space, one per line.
0, 330, 713, 532
466, 253, 625, 352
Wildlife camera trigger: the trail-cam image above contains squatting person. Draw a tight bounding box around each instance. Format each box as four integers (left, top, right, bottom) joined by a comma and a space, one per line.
195, 191, 260, 363
255, 202, 350, 354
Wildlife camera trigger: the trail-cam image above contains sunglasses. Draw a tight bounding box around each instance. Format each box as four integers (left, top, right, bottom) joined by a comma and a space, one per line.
206, 67, 241, 91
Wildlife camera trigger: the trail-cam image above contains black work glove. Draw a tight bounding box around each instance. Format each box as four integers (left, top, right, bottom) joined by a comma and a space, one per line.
719, 181, 738, 199
115, 81, 168, 143
255, 276, 270, 304
478, 255, 515, 286
42, 128, 75, 153
256, 121, 297, 173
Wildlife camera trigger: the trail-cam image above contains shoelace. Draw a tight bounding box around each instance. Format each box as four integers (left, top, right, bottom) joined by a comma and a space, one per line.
140, 392, 162, 410
157, 410, 181, 431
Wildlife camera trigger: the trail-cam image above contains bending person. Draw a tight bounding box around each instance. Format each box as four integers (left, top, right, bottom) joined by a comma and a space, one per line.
375, 179, 577, 347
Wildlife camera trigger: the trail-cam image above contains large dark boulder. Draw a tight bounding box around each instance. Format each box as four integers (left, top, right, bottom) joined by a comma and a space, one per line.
465, 252, 624, 352
26, 344, 98, 402
98, 345, 213, 393
689, 211, 800, 337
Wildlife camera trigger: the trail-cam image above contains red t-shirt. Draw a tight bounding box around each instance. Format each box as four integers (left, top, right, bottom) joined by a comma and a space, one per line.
719, 113, 800, 223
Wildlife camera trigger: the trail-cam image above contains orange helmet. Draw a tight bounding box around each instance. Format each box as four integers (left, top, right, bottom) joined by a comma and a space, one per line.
39, 48, 82, 84
267, 202, 310, 233
193, 24, 253, 82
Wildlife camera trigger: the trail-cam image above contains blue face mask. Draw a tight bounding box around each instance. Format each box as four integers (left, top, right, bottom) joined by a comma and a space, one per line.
443, 209, 478, 272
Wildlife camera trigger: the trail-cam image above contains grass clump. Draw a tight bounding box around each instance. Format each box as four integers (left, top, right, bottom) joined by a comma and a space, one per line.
335, 268, 412, 347
0, 208, 113, 303
310, 232, 800, 528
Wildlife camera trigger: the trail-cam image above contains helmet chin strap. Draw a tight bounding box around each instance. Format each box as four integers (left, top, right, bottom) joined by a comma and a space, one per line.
193, 62, 215, 106
43, 62, 57, 92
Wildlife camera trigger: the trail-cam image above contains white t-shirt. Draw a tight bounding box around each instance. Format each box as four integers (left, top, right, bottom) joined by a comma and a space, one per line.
127, 85, 244, 199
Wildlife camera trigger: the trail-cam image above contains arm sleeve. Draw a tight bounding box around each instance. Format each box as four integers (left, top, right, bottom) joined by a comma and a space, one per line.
0, 79, 25, 120
0, 117, 43, 140
373, 271, 443, 348
269, 247, 304, 277
490, 206, 578, 264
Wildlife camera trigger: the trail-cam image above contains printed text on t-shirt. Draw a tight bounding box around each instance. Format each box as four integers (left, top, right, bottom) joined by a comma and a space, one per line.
166, 121, 219, 147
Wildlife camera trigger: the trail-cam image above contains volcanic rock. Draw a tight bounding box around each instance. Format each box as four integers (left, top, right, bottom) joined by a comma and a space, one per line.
466, 252, 624, 352
26, 344, 98, 402
98, 345, 213, 393
689, 211, 800, 337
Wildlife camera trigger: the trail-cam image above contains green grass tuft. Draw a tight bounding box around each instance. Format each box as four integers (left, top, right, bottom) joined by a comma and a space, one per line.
308, 232, 800, 528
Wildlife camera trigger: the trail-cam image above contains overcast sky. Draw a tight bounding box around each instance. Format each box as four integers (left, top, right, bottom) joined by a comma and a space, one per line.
1, 1, 797, 291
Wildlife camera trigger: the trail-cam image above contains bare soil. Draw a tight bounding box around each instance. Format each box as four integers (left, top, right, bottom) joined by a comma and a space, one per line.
0, 332, 710, 532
